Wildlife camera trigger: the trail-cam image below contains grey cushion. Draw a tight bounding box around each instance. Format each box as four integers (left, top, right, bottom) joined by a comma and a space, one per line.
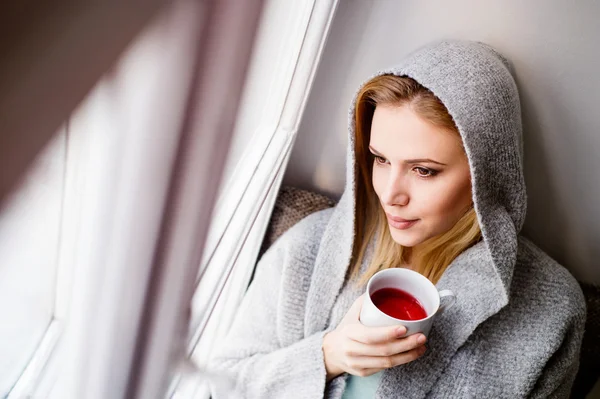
571, 283, 600, 398
258, 186, 336, 259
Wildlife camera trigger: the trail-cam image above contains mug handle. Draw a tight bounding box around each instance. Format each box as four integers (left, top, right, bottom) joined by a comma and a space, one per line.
438, 289, 456, 314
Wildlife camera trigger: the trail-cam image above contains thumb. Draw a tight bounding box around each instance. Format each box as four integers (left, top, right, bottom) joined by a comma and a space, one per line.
347, 294, 366, 319
339, 294, 367, 327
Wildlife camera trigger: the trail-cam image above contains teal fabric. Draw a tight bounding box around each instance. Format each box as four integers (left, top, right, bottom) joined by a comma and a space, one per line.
341, 372, 383, 399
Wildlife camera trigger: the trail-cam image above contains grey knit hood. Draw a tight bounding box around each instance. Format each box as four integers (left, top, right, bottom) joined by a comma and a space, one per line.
353, 39, 527, 292
305, 40, 526, 335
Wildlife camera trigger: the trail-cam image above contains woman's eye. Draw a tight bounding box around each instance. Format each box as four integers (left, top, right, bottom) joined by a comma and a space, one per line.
374, 155, 387, 165
414, 167, 438, 178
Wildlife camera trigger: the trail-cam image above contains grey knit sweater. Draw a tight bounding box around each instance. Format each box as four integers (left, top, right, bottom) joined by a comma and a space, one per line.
210, 40, 586, 398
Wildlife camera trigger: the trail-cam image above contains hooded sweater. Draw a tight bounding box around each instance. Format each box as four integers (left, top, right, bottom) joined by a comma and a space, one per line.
209, 40, 586, 399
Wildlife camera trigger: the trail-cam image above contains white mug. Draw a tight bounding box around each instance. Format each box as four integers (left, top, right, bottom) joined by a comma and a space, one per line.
359, 268, 455, 337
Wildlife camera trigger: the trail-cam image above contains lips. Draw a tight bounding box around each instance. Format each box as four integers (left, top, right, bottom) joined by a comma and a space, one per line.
386, 213, 419, 230
386, 213, 417, 223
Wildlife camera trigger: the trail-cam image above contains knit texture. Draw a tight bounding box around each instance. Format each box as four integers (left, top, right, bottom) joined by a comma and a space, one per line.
209, 40, 586, 398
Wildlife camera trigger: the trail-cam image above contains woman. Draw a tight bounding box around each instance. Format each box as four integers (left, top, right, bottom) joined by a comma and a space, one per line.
210, 40, 586, 398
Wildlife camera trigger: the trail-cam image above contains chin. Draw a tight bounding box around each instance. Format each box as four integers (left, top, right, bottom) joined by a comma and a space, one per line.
388, 228, 423, 247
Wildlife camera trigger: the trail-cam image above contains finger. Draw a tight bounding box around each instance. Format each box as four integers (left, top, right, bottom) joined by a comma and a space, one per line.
345, 333, 426, 357
348, 346, 427, 371
346, 323, 407, 345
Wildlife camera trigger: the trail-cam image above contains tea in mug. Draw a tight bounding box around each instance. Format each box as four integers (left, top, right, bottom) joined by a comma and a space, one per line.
371, 287, 427, 321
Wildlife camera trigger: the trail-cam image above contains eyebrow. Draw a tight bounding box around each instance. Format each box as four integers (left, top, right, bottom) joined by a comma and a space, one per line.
368, 145, 448, 166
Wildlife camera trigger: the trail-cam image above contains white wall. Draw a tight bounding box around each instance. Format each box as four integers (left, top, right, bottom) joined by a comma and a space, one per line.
284, 0, 600, 284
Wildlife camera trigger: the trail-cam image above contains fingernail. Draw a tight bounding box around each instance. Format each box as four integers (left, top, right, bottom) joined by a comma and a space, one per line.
417, 334, 426, 344
396, 327, 406, 336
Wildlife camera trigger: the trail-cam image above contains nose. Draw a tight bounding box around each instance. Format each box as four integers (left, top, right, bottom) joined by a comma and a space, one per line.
380, 172, 409, 207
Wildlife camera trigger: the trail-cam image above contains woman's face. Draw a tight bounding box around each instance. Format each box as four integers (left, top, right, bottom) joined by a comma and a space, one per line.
370, 103, 473, 248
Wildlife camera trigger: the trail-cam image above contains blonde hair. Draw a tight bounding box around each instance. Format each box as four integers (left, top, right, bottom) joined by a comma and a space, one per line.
351, 75, 482, 287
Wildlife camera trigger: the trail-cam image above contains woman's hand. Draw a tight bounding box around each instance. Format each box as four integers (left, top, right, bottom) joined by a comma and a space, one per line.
322, 294, 427, 381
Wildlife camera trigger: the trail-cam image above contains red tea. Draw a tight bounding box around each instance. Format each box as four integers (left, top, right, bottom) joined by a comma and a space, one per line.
371, 287, 427, 321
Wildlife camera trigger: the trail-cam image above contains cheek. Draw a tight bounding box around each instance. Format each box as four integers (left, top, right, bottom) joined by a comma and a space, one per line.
371, 166, 385, 198
418, 176, 472, 221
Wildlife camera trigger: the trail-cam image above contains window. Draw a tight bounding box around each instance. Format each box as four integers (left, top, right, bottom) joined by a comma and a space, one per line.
167, 0, 340, 397
1, 0, 337, 397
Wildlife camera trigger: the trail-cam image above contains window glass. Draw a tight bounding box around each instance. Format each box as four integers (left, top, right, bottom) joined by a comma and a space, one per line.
0, 132, 65, 395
